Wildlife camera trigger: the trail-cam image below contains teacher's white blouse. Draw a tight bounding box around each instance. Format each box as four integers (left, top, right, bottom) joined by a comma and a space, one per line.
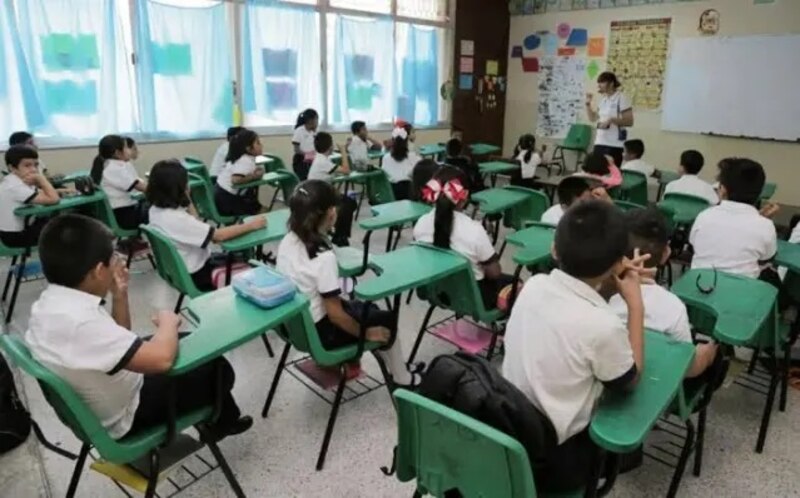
595, 91, 632, 149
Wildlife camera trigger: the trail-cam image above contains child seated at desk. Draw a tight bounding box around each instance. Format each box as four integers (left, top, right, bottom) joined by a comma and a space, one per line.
347, 121, 381, 171
308, 132, 356, 247
444, 138, 483, 193
210, 126, 245, 178
410, 159, 440, 202
664, 150, 719, 205
0, 145, 60, 248
91, 134, 148, 230
147, 160, 266, 292
502, 200, 645, 492
540, 176, 596, 226
381, 127, 421, 201
621, 139, 657, 185
277, 180, 418, 386
413, 166, 514, 310
576, 151, 622, 189
512, 134, 542, 189
26, 214, 252, 441
214, 129, 265, 217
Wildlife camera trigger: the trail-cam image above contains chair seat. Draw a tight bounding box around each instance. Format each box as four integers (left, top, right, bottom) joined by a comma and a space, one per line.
335, 246, 374, 278
313, 340, 386, 367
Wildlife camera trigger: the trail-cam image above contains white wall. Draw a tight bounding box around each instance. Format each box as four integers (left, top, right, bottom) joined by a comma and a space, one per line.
505, 0, 800, 205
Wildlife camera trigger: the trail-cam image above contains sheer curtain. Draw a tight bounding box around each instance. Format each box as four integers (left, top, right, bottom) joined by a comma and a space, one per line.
396, 23, 440, 126
0, 0, 40, 139
242, 0, 321, 127
134, 0, 232, 136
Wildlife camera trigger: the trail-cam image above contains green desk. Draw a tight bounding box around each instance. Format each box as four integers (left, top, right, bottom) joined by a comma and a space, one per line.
656, 170, 680, 200
359, 200, 431, 253
657, 196, 709, 226
368, 149, 385, 160
418, 144, 446, 158
254, 155, 276, 167
505, 223, 556, 250
219, 209, 290, 284
234, 171, 295, 191
180, 160, 207, 174
479, 161, 518, 188
760, 182, 776, 201
54, 170, 91, 186
173, 287, 307, 376
470, 143, 501, 156
330, 169, 383, 185
15, 191, 107, 224
471, 187, 531, 244
777, 240, 800, 273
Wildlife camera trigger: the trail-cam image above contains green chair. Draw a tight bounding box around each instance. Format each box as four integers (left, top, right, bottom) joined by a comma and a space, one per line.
93, 195, 153, 269
365, 170, 396, 206
658, 192, 710, 227
619, 170, 649, 206
499, 186, 550, 256
0, 240, 39, 324
0, 334, 245, 498
141, 225, 204, 313
261, 154, 300, 210
614, 199, 643, 212
552, 124, 593, 174
187, 173, 241, 226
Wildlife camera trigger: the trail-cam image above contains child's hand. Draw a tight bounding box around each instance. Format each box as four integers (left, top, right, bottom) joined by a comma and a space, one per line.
248, 216, 267, 230
254, 167, 265, 177
585, 93, 593, 106
759, 201, 779, 219
615, 268, 643, 307
152, 310, 182, 330
366, 326, 391, 343
625, 248, 656, 284
597, 121, 611, 129
110, 255, 130, 297
591, 187, 611, 202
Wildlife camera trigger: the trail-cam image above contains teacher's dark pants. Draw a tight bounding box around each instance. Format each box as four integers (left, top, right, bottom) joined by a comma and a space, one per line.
593, 145, 623, 167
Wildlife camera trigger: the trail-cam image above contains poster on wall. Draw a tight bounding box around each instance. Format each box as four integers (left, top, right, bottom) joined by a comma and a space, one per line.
607, 18, 671, 110
536, 55, 586, 138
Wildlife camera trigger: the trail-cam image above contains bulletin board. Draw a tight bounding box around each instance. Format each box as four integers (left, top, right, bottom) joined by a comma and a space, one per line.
606, 18, 670, 110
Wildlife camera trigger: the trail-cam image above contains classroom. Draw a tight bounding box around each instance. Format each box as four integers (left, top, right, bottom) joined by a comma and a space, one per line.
1, 0, 799, 496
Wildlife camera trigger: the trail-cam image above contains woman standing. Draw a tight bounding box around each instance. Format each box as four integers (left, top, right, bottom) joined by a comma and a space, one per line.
585, 72, 634, 167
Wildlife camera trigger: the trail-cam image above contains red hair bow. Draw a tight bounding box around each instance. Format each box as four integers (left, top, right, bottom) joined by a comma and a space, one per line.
422, 178, 469, 205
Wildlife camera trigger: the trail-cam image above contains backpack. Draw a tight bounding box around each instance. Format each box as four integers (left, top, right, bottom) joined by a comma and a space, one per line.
416, 352, 557, 471
0, 353, 31, 454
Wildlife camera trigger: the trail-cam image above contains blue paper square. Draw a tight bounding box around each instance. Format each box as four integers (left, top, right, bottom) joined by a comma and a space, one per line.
459, 74, 473, 90
566, 28, 588, 47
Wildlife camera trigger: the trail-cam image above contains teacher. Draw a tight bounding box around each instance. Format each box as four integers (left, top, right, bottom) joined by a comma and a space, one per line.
585, 71, 634, 167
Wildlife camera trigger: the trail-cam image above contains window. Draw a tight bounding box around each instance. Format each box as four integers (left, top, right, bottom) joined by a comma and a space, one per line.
0, 1, 33, 141
396, 23, 444, 126
398, 0, 449, 21
329, 0, 391, 14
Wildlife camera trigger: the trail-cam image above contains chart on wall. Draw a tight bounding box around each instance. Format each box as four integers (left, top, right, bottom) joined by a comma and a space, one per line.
536, 55, 586, 138
606, 18, 670, 110
509, 0, 702, 15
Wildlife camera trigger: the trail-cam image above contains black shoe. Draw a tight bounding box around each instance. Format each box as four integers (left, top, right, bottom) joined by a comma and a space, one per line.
204, 416, 253, 443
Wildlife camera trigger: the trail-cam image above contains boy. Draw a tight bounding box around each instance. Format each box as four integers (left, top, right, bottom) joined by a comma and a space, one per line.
621, 139, 656, 182
25, 215, 251, 440
450, 126, 464, 142
690, 158, 776, 278
444, 138, 483, 192
541, 176, 592, 226
503, 200, 645, 492
347, 121, 381, 171
664, 150, 718, 205
9, 131, 47, 174
610, 208, 719, 381
210, 126, 245, 177
0, 146, 60, 248
308, 132, 356, 246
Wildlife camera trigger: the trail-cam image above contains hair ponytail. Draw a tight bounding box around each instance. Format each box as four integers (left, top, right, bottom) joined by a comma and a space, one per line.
91, 134, 125, 184
288, 180, 338, 258
295, 108, 319, 130
391, 136, 409, 162
517, 134, 536, 164
226, 129, 258, 164
429, 166, 468, 249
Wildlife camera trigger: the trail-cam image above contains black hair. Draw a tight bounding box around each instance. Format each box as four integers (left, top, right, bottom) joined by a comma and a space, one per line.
582, 151, 611, 176
225, 129, 259, 164
146, 159, 191, 209
557, 176, 591, 207
288, 180, 339, 258
8, 131, 33, 147
411, 159, 440, 202
226, 126, 246, 141
314, 132, 333, 154
91, 134, 126, 184
451, 125, 463, 133
446, 138, 463, 158
391, 135, 409, 162
5, 145, 38, 169
351, 121, 366, 135
680, 150, 704, 175
555, 200, 628, 278
514, 134, 536, 164
718, 157, 765, 206
124, 136, 136, 148
597, 71, 621, 89
625, 207, 669, 269
624, 139, 644, 159
38, 214, 115, 289
295, 108, 319, 129
431, 166, 468, 249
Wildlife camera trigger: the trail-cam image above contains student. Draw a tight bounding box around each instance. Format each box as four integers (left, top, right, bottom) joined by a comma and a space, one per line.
210, 126, 245, 178
381, 127, 421, 201
124, 137, 139, 163
690, 158, 776, 279
444, 138, 483, 193
291, 108, 319, 180
147, 159, 266, 292
91, 135, 148, 231
577, 151, 622, 189
620, 139, 656, 182
502, 200, 645, 492
413, 166, 513, 310
450, 126, 464, 142
347, 121, 381, 171
25, 214, 252, 441
0, 146, 60, 248
400, 120, 418, 154
512, 134, 542, 188
664, 150, 718, 205
540, 176, 594, 226
276, 180, 418, 385
609, 208, 719, 382
9, 131, 47, 174
308, 132, 356, 247
410, 159, 440, 202
214, 129, 265, 217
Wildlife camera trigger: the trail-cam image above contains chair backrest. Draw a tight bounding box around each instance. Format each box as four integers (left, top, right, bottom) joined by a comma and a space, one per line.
140, 225, 203, 298
501, 186, 550, 231
620, 170, 649, 206
561, 124, 593, 150
366, 171, 396, 206
614, 199, 643, 213
188, 174, 238, 226
662, 192, 710, 210
183, 158, 213, 185
394, 389, 537, 498
263, 154, 287, 173
94, 194, 138, 238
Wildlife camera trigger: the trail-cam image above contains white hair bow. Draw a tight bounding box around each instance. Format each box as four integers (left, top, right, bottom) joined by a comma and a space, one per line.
391, 127, 408, 140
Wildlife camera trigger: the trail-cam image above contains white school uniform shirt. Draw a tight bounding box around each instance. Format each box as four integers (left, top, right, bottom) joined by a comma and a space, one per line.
515, 150, 542, 180
502, 270, 634, 444
308, 154, 338, 182
148, 206, 215, 273
209, 142, 229, 177
347, 136, 374, 165
25, 285, 144, 439
381, 152, 420, 184
277, 231, 340, 323
102, 159, 141, 209
413, 210, 496, 280
216, 154, 257, 195
609, 284, 692, 344
0, 173, 38, 232
595, 91, 632, 149
540, 204, 564, 226
663, 174, 719, 205
292, 126, 316, 154
621, 159, 657, 184
690, 201, 777, 278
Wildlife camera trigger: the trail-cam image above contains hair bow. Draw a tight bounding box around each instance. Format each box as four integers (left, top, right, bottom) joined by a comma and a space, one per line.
391, 127, 408, 140
421, 178, 469, 205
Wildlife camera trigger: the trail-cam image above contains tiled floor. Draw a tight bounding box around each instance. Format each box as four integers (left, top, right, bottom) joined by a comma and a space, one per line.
1, 203, 799, 498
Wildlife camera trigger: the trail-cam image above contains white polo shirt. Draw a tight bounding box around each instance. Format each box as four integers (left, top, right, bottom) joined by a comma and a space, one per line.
621, 159, 657, 186
102, 159, 141, 209
609, 284, 692, 344
540, 204, 564, 226
413, 210, 496, 280
308, 154, 338, 182
516, 150, 542, 180
217, 155, 257, 195
347, 136, 374, 166
25, 285, 144, 439
502, 270, 634, 444
292, 126, 316, 154
381, 153, 420, 184
664, 174, 719, 205
148, 207, 215, 273
595, 91, 632, 149
209, 142, 229, 177
0, 173, 38, 232
277, 231, 340, 323
690, 201, 777, 278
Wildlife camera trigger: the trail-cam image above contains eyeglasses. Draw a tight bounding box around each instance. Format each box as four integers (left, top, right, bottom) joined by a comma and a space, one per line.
695, 267, 718, 295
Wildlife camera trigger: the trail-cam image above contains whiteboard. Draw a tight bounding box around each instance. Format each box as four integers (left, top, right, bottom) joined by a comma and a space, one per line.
661, 35, 800, 142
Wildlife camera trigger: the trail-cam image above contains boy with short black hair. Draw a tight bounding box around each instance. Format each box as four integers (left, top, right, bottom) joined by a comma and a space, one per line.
621, 139, 655, 181
664, 149, 718, 205
8, 131, 47, 174
25, 214, 251, 440
347, 121, 381, 171
308, 132, 356, 246
503, 200, 645, 492
541, 176, 593, 226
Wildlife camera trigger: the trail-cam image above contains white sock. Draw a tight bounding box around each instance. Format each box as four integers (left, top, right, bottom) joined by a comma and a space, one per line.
377, 343, 412, 385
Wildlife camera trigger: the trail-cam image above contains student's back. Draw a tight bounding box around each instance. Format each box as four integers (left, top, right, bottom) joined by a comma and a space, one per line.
664, 149, 718, 205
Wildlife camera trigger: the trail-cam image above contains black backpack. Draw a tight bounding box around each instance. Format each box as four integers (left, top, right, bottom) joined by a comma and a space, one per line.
0, 353, 31, 454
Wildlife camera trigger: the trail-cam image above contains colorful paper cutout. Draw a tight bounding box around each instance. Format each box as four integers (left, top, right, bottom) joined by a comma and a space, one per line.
486, 60, 499, 76
544, 33, 559, 56
524, 34, 541, 50
521, 57, 539, 73
460, 57, 474, 73
588, 37, 606, 57
511, 45, 524, 58
557, 47, 576, 56
586, 59, 601, 79
461, 40, 474, 56
557, 22, 571, 38
459, 74, 473, 90
566, 29, 588, 47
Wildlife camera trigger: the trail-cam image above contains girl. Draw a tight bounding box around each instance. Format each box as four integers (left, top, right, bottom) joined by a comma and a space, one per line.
91, 134, 148, 230
381, 127, 421, 201
147, 159, 266, 292
577, 151, 622, 189
276, 180, 418, 386
125, 137, 139, 163
291, 108, 319, 180
411, 159, 440, 202
512, 134, 542, 188
413, 166, 514, 311
214, 129, 265, 217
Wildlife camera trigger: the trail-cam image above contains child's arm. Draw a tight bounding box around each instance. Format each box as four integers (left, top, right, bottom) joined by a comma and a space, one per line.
322, 297, 390, 343
616, 261, 645, 384
132, 179, 148, 192
30, 174, 60, 205
125, 310, 181, 374
337, 145, 351, 174
292, 142, 302, 155
110, 258, 131, 330
212, 216, 266, 242
230, 166, 265, 185
603, 163, 623, 188
686, 343, 718, 378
